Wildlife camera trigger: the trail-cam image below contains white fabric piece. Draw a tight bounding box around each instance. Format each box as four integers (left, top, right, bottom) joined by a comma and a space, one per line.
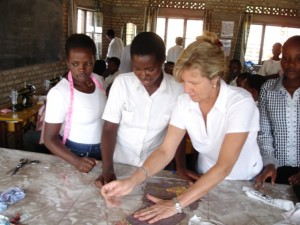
242, 186, 295, 211
273, 203, 300, 225
188, 215, 224, 225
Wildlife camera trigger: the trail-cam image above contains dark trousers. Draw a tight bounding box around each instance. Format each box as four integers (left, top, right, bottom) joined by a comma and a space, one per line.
270, 166, 300, 201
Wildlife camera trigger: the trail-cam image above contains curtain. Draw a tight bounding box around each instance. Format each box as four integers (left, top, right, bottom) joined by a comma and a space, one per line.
233, 12, 252, 67
69, 0, 78, 36
144, 6, 159, 32
203, 9, 211, 32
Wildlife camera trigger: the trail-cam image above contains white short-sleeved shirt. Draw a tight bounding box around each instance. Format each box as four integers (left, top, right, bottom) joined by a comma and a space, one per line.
166, 45, 184, 63
258, 59, 283, 76
107, 37, 124, 59
170, 80, 263, 180
102, 72, 184, 166
45, 75, 107, 144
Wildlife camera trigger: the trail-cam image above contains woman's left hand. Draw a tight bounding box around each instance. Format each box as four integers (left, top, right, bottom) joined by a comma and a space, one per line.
133, 194, 178, 224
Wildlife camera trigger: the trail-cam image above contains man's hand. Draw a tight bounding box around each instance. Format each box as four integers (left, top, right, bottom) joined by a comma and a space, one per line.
255, 164, 277, 189
289, 171, 300, 185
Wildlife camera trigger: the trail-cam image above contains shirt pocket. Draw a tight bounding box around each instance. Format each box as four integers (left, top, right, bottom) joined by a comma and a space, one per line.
121, 109, 134, 127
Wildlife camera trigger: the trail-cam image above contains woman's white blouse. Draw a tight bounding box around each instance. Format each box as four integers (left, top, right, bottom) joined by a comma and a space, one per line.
170, 80, 263, 180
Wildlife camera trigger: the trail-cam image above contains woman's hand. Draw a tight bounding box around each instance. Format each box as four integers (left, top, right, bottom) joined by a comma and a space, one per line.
101, 178, 135, 199
133, 194, 178, 224
255, 164, 277, 189
74, 157, 98, 173
177, 168, 201, 185
289, 171, 300, 185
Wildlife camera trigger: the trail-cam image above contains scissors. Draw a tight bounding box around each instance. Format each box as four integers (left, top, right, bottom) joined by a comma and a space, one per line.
9, 158, 40, 175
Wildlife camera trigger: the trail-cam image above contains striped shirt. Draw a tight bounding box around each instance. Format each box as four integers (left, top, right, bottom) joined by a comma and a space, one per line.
258, 76, 300, 168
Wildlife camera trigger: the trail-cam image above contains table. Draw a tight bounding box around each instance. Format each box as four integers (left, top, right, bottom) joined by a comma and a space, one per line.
0, 104, 42, 149
0, 148, 297, 225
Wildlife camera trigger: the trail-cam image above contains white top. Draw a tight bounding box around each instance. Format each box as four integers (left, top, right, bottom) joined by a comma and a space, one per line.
45, 76, 107, 144
258, 59, 283, 76
107, 37, 124, 59
170, 80, 263, 180
119, 44, 132, 74
102, 72, 184, 166
104, 70, 120, 89
166, 45, 184, 63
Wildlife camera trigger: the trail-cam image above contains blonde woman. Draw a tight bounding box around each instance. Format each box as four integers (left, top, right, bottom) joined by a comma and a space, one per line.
101, 31, 263, 223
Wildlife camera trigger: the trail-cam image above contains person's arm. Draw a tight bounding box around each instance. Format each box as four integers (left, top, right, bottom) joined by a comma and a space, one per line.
94, 121, 119, 188
95, 76, 124, 187
101, 125, 186, 196
255, 82, 278, 188
176, 132, 248, 206
133, 132, 248, 224
44, 123, 97, 173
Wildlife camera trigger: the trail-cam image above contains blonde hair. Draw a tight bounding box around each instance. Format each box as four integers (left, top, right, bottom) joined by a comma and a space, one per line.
174, 31, 226, 82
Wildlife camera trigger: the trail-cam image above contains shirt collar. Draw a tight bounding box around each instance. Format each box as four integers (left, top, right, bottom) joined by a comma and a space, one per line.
132, 72, 172, 95
213, 79, 227, 113
267, 76, 284, 91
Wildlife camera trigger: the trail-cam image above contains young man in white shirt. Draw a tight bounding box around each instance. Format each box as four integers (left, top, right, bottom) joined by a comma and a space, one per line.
106, 29, 124, 61
104, 57, 120, 91
258, 42, 283, 76
166, 37, 184, 64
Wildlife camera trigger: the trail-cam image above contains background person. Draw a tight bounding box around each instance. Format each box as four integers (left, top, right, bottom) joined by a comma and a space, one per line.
93, 59, 107, 79
258, 42, 283, 77
104, 57, 120, 90
44, 34, 107, 173
243, 74, 266, 103
166, 37, 184, 64
106, 29, 124, 61
236, 72, 251, 88
226, 59, 242, 86
101, 31, 263, 223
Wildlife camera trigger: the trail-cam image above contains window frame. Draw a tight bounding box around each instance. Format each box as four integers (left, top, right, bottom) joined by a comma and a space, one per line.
156, 16, 203, 50
77, 8, 103, 59
246, 14, 300, 65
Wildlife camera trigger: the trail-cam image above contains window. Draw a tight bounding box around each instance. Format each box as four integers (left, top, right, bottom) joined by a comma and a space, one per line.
123, 23, 137, 46
156, 17, 203, 54
77, 9, 103, 59
245, 25, 300, 64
